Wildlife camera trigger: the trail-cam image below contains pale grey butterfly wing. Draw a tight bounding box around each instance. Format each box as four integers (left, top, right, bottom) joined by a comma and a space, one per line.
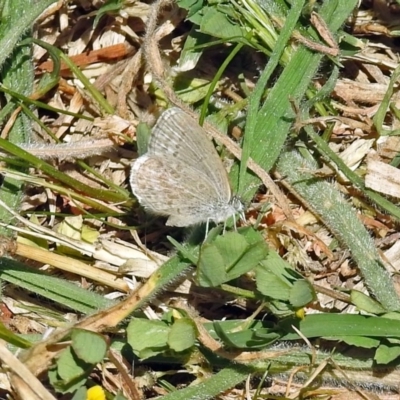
148, 108, 232, 203
130, 107, 242, 227
130, 154, 233, 226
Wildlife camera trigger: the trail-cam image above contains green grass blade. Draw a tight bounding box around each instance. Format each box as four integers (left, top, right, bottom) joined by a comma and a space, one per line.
0, 258, 114, 314
156, 365, 254, 400
0, 0, 35, 236
241, 0, 358, 199
239, 0, 305, 195
0, 0, 57, 69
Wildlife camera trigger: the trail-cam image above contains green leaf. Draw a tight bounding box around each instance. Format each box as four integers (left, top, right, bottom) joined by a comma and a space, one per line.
0, 320, 32, 349
375, 343, 400, 364
337, 336, 380, 349
280, 313, 400, 340
51, 347, 92, 393
176, 0, 205, 23
256, 250, 306, 302
197, 228, 268, 287
174, 75, 212, 104
213, 320, 279, 349
155, 365, 254, 400
93, 0, 123, 28
71, 386, 87, 400
0, 258, 114, 314
71, 329, 108, 364
136, 121, 152, 156
168, 318, 197, 352
373, 63, 400, 135
177, 28, 210, 72
351, 290, 386, 315
200, 7, 246, 39
57, 347, 88, 382
0, 0, 57, 70
289, 279, 316, 308
256, 270, 291, 301
81, 224, 100, 244
114, 393, 128, 400
383, 312, 400, 321
0, 0, 36, 237
127, 318, 170, 359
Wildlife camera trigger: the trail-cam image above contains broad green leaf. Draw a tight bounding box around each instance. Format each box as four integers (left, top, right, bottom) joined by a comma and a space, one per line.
57, 347, 88, 382
127, 318, 170, 359
71, 386, 87, 400
256, 250, 305, 301
71, 329, 108, 364
213, 320, 279, 349
176, 0, 205, 24
196, 243, 226, 287
168, 318, 197, 352
289, 279, 316, 308
256, 270, 291, 301
174, 76, 212, 104
51, 347, 92, 393
375, 343, 400, 364
200, 7, 246, 39
197, 229, 268, 287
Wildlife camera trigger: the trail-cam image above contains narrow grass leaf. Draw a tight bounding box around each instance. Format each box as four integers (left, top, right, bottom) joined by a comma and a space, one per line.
0, 258, 114, 314
351, 290, 386, 315
0, 0, 57, 68
280, 314, 400, 339
373, 63, 400, 136
337, 336, 380, 349
0, 320, 32, 349
155, 365, 255, 400
239, 0, 305, 194
240, 0, 358, 199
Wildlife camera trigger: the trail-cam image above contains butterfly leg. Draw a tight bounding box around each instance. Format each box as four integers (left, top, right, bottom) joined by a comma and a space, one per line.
205, 218, 211, 239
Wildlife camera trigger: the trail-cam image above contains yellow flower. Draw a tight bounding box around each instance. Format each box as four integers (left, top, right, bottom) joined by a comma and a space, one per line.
87, 385, 106, 400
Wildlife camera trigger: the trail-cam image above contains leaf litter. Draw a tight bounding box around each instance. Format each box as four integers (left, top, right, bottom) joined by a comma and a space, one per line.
1, 1, 400, 399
